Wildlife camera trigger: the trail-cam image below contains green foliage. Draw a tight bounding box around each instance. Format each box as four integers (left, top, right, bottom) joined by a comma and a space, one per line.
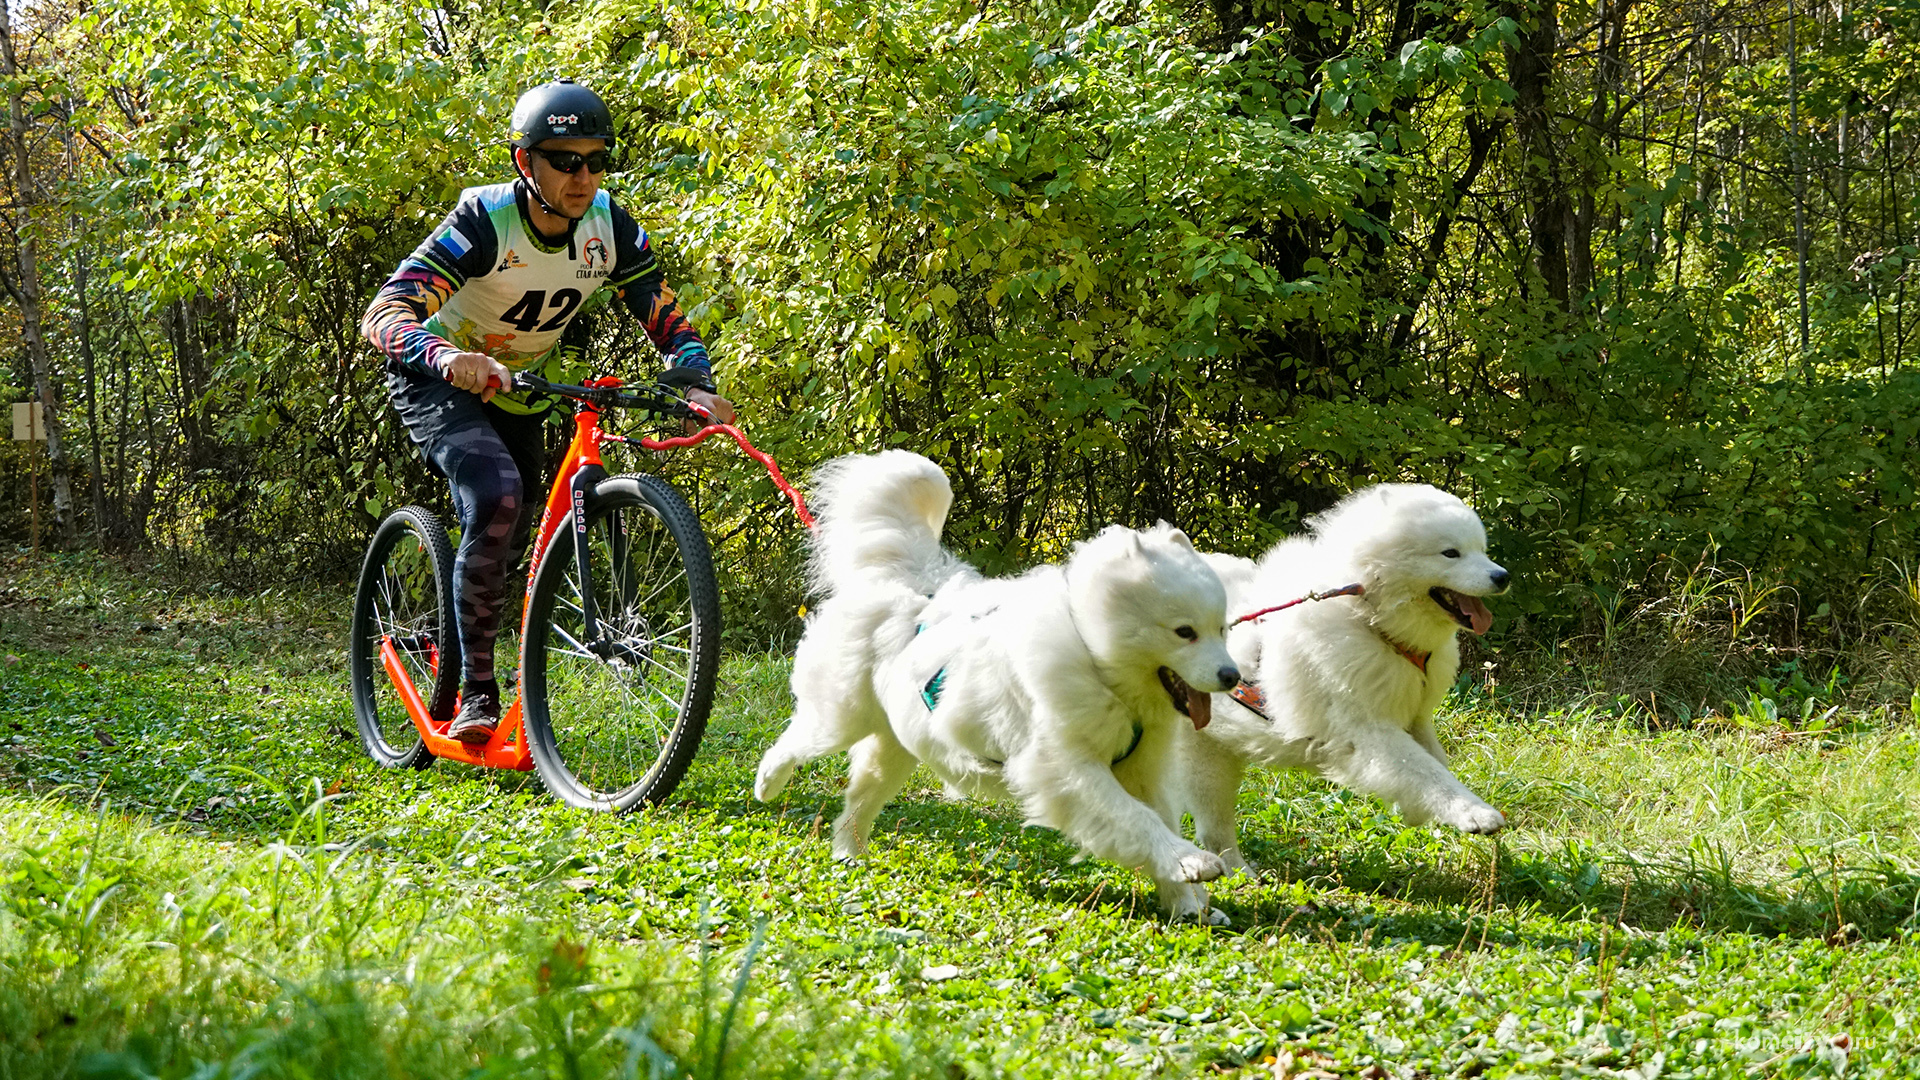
10, 0, 1919, 672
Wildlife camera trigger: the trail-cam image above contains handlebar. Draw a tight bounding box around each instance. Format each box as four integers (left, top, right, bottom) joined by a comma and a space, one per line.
487, 368, 815, 528
492, 371, 708, 423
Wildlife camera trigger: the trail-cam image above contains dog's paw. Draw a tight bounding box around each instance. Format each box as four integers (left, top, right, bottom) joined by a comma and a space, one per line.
1445, 802, 1506, 835
1215, 847, 1252, 877
1175, 850, 1227, 883
830, 823, 871, 862
753, 758, 794, 803
1159, 882, 1232, 925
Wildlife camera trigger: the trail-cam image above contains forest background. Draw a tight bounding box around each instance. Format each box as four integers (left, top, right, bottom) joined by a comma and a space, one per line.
3, 0, 1918, 716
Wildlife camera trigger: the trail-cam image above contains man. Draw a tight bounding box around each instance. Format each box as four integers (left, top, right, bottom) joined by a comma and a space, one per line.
361, 78, 733, 743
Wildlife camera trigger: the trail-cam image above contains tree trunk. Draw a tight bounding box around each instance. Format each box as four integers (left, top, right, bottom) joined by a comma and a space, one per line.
166, 296, 210, 469
1570, 0, 1635, 305
62, 117, 109, 547
75, 238, 108, 547
1506, 0, 1571, 309
1, 0, 75, 542
1787, 0, 1811, 374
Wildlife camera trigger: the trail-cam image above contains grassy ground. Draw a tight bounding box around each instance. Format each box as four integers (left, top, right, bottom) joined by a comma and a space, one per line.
3, 549, 1918, 1078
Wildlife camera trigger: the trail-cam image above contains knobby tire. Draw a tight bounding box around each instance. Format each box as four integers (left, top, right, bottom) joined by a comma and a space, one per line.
520, 474, 721, 810
348, 506, 457, 770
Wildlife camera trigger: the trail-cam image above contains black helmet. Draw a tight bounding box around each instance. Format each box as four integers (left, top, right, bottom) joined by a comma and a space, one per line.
509, 78, 616, 150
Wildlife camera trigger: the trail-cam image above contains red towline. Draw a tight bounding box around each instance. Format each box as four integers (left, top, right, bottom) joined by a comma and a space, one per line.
1229, 582, 1365, 628
633, 424, 816, 529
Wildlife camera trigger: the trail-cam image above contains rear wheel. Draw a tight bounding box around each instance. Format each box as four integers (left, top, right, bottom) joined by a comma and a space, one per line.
348, 507, 457, 769
521, 474, 721, 810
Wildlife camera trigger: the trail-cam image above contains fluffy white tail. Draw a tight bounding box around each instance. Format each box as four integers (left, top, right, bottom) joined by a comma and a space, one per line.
807, 450, 965, 598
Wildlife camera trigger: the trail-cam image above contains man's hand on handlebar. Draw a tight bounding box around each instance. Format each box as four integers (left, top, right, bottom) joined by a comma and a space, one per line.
445, 351, 512, 403
462, 367, 732, 429
685, 387, 736, 434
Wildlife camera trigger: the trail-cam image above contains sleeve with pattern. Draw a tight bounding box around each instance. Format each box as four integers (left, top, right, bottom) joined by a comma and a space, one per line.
360, 195, 500, 378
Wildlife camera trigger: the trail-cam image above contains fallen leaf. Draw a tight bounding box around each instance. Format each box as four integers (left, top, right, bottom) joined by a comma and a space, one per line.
1270, 1050, 1340, 1080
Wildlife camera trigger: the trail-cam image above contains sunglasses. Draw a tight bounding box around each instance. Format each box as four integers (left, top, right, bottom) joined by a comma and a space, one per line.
531, 147, 611, 175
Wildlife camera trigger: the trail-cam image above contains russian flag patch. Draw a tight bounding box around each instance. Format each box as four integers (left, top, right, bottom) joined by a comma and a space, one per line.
438, 227, 472, 258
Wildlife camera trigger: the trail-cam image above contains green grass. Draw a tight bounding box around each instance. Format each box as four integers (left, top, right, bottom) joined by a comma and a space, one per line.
4, 549, 1919, 1078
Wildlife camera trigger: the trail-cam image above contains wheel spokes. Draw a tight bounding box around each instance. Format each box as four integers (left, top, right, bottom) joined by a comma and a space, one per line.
367, 536, 441, 751
539, 499, 697, 800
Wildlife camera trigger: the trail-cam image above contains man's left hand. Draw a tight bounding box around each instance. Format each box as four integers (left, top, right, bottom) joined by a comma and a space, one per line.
685, 387, 735, 433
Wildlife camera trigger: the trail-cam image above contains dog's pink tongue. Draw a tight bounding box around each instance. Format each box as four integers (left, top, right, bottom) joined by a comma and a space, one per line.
1461, 594, 1493, 635
1189, 687, 1211, 729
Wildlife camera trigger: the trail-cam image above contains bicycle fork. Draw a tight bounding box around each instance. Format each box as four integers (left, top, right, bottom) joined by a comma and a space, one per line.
570, 462, 607, 653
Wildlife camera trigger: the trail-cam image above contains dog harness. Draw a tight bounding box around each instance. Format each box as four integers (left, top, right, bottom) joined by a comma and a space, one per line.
916, 577, 1179, 766
1224, 581, 1434, 725
1374, 630, 1431, 674
919, 666, 1149, 766
1228, 630, 1428, 722
1228, 680, 1270, 720
1225, 627, 1428, 725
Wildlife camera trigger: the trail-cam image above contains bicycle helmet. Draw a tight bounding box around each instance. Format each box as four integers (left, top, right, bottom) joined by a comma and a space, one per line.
509, 78, 616, 222
509, 78, 616, 150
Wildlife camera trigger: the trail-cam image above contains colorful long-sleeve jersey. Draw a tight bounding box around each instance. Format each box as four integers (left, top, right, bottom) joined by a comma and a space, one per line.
361, 180, 710, 415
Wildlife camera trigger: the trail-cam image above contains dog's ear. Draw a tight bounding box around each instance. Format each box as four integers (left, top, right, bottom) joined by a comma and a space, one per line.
1146, 520, 1195, 551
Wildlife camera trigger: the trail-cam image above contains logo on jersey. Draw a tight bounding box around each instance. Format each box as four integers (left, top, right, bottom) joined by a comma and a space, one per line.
499, 248, 529, 272
576, 237, 611, 280
546, 113, 580, 125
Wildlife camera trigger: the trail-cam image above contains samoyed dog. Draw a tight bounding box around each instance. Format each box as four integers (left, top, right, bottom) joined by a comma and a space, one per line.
1181, 484, 1511, 871
755, 450, 1243, 919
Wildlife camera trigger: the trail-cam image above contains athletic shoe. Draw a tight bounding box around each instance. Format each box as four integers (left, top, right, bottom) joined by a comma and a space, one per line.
448, 692, 500, 744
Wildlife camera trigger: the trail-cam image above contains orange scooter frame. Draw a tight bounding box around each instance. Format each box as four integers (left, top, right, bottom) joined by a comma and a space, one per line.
376, 375, 813, 771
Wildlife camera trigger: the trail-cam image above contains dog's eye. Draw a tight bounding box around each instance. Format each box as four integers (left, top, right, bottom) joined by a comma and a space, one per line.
1441, 548, 1460, 559
1174, 626, 1198, 641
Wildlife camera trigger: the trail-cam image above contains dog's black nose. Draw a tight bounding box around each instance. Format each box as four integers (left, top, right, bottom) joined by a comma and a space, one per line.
1490, 568, 1511, 591
1217, 665, 1241, 689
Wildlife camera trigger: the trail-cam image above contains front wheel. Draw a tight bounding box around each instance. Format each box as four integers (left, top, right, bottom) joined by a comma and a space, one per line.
348, 506, 457, 769
521, 474, 721, 810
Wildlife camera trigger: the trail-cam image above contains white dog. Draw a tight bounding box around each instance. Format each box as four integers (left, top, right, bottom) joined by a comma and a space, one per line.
1182, 483, 1511, 871
754, 450, 1243, 919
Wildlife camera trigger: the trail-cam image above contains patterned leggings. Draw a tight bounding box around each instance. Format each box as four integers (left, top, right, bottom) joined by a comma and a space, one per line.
388, 369, 550, 687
